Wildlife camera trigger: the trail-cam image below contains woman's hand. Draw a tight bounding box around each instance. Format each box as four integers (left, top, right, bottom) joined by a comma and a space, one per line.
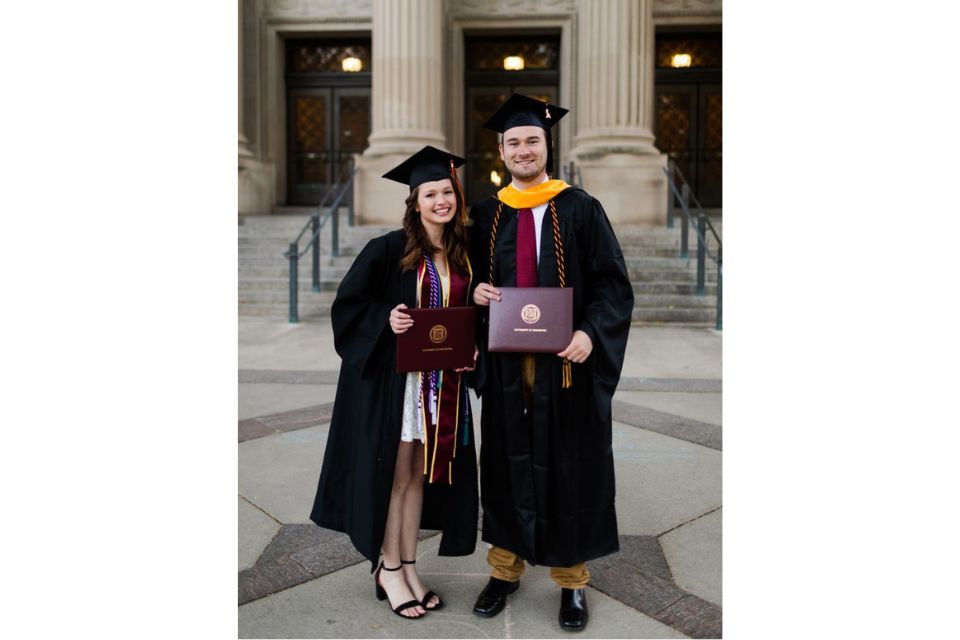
455, 347, 479, 373
473, 283, 501, 306
389, 303, 413, 334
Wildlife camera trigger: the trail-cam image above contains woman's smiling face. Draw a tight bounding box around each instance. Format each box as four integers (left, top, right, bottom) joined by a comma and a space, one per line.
416, 178, 457, 231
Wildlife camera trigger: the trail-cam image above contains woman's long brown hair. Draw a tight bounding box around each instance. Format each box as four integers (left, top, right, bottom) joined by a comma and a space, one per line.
400, 181, 469, 273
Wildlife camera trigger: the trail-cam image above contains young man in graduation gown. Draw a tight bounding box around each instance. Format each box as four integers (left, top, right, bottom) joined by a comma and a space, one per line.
469, 94, 634, 632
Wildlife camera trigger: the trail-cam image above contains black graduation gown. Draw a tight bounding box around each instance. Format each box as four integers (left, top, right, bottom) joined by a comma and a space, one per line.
309, 229, 479, 570
468, 186, 633, 567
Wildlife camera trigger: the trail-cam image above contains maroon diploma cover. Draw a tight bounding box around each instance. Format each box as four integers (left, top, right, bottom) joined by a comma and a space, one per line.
488, 287, 573, 353
395, 306, 477, 373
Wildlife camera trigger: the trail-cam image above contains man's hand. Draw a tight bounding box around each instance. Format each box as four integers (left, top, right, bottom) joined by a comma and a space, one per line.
557, 330, 593, 364
473, 282, 501, 306
389, 303, 413, 334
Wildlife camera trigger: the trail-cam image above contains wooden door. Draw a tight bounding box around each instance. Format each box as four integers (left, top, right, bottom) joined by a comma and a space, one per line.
288, 88, 332, 206
654, 83, 722, 208
287, 87, 370, 206
697, 84, 722, 207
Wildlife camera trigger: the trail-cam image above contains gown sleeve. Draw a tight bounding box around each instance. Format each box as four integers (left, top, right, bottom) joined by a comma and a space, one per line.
331, 235, 397, 380
467, 203, 492, 395
576, 198, 635, 387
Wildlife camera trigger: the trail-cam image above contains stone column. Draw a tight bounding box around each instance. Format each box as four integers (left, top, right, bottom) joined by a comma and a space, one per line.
355, 0, 447, 224
569, 0, 667, 225
238, 0, 253, 160
238, 0, 271, 215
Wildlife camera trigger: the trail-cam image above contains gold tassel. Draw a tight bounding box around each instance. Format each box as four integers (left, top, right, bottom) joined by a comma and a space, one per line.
562, 359, 572, 388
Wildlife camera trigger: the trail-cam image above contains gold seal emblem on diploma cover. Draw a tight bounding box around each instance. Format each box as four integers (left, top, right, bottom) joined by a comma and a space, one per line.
429, 324, 448, 344
520, 304, 541, 324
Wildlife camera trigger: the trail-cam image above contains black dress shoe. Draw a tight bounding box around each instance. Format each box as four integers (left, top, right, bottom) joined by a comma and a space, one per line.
558, 588, 589, 632
473, 576, 520, 618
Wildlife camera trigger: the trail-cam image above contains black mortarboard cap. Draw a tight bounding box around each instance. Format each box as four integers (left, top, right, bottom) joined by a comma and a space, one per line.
382, 145, 466, 191
481, 93, 568, 134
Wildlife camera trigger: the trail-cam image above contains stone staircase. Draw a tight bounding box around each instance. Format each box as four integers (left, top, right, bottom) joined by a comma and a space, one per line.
238, 209, 392, 320
239, 211, 721, 326
617, 222, 721, 326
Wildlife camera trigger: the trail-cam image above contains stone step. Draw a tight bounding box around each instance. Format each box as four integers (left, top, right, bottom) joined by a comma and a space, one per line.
241, 303, 718, 326
239, 302, 332, 319
620, 243, 721, 257
615, 234, 721, 246
631, 307, 716, 324
239, 220, 716, 237
239, 265, 719, 282
239, 255, 720, 276
237, 239, 717, 258
237, 248, 359, 262
241, 284, 718, 305
240, 277, 341, 291
628, 269, 719, 283
238, 266, 719, 282
239, 290, 338, 303
238, 238, 718, 262
237, 270, 722, 296
239, 266, 352, 279
632, 294, 717, 308
239, 251, 714, 266
633, 282, 719, 295
236, 235, 385, 252
238, 209, 351, 222
238, 222, 392, 243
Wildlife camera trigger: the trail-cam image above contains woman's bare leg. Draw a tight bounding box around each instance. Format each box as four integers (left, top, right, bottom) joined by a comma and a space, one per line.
380, 441, 425, 617
399, 442, 440, 608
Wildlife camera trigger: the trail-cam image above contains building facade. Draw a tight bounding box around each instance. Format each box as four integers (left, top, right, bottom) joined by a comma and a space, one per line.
239, 0, 721, 225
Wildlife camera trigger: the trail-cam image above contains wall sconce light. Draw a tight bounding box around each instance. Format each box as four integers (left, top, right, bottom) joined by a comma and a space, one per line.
671, 53, 692, 68
503, 56, 525, 71
490, 170, 503, 186
342, 56, 363, 72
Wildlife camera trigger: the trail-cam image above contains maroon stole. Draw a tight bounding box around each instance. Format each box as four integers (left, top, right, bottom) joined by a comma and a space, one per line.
416, 255, 472, 484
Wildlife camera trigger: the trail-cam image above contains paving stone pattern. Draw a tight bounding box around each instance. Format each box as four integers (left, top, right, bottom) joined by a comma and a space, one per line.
240, 369, 340, 385
241, 369, 722, 394
239, 370, 722, 636
618, 377, 722, 393
238, 403, 335, 442
240, 525, 441, 606
612, 400, 722, 450
590, 535, 722, 638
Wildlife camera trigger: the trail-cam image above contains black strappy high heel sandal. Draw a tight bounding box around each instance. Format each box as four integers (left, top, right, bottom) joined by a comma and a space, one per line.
374, 561, 424, 618
401, 559, 444, 611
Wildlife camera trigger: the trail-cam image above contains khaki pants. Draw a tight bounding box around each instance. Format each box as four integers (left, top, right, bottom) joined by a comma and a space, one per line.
487, 545, 590, 589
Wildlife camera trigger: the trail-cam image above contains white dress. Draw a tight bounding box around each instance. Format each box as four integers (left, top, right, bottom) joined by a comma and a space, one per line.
400, 271, 449, 443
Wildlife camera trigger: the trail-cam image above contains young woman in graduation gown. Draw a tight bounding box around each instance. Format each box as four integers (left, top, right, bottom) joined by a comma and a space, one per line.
309, 146, 478, 619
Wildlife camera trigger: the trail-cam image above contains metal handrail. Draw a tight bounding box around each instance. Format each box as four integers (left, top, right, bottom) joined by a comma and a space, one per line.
285, 160, 358, 323
662, 160, 722, 330
673, 163, 721, 248
301, 166, 357, 259
663, 163, 721, 262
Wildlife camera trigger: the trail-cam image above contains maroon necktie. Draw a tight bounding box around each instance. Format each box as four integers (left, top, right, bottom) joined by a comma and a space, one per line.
516, 208, 538, 287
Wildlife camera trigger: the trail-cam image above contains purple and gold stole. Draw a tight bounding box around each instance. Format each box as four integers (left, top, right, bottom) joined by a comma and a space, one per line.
416, 253, 473, 484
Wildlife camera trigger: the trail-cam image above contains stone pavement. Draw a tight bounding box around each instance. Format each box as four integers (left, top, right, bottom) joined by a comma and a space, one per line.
239, 319, 722, 638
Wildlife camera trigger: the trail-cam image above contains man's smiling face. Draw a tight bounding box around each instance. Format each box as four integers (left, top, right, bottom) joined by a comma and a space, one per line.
499, 125, 548, 182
